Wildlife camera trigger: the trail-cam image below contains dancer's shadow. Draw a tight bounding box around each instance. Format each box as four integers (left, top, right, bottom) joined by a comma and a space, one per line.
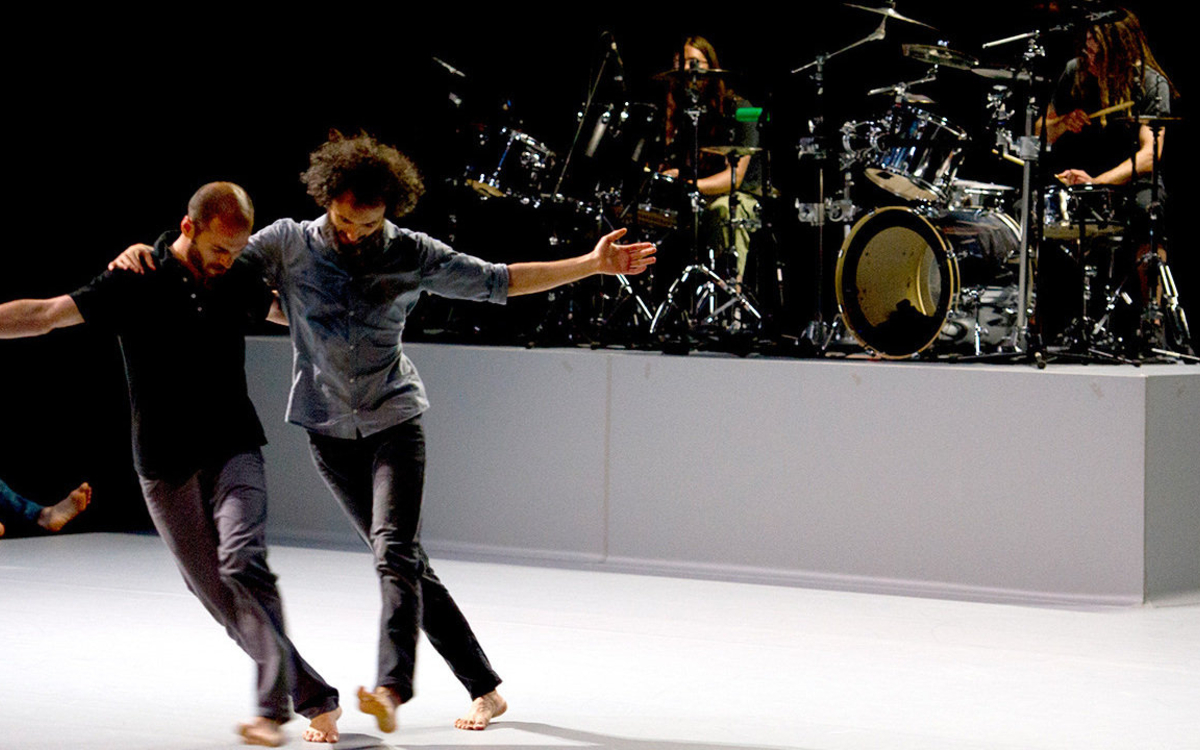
330, 721, 813, 750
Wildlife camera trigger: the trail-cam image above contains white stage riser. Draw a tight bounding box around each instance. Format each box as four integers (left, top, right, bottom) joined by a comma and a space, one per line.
245, 339, 1200, 608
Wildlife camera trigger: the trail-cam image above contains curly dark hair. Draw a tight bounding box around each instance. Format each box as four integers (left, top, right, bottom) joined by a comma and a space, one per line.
300, 131, 425, 218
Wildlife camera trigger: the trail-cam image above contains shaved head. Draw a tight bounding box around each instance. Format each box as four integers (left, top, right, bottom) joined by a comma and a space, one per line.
187, 182, 255, 233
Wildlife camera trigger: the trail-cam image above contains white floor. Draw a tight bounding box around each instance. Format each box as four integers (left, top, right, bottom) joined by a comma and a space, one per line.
1, 533, 1198, 750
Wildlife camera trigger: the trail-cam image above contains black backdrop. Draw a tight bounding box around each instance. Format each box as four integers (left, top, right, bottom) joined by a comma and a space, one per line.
1, 1, 1193, 533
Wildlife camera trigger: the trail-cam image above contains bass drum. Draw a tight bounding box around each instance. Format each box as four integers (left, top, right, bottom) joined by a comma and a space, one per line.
835, 206, 1020, 358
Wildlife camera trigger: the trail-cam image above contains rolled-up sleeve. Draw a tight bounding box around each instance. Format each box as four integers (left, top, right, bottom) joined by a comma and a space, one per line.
415, 233, 509, 305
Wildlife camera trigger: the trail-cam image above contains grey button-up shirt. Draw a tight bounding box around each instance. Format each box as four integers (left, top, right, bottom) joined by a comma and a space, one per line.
242, 215, 510, 438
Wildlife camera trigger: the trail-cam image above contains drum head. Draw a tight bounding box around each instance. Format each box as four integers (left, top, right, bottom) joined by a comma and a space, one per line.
836, 207, 959, 358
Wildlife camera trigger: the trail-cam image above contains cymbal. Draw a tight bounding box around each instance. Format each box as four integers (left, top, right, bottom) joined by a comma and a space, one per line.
652, 66, 735, 82
844, 2, 936, 29
701, 146, 764, 157
902, 44, 978, 70
868, 85, 935, 104
972, 66, 1033, 82
1136, 115, 1185, 126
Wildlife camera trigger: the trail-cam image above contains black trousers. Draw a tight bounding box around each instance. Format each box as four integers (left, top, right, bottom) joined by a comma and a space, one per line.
307, 416, 501, 702
140, 451, 339, 721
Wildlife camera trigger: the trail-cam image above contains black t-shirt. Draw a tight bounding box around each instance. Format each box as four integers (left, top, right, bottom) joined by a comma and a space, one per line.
1050, 58, 1170, 183
70, 232, 272, 482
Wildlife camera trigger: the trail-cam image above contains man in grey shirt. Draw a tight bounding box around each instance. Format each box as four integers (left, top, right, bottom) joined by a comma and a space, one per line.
115, 132, 655, 733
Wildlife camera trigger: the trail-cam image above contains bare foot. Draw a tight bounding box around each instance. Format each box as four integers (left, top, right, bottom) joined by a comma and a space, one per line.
37, 483, 91, 532
357, 685, 398, 733
454, 690, 507, 730
237, 717, 284, 747
302, 706, 342, 743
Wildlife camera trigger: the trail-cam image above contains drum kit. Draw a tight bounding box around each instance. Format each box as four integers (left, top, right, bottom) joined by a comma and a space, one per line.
448, 2, 1193, 363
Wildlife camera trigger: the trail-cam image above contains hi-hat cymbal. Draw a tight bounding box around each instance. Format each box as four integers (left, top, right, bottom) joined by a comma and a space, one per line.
1136, 115, 1185, 126
902, 44, 978, 70
652, 66, 735, 82
700, 145, 764, 157
845, 2, 936, 29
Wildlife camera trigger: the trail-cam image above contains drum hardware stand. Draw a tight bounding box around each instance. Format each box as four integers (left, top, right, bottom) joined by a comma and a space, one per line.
587, 196, 659, 349
649, 56, 761, 353
790, 11, 891, 354
795, 159, 858, 353
1069, 114, 1191, 362
527, 213, 607, 348
1092, 253, 1196, 362
952, 287, 991, 356
649, 149, 765, 351
967, 29, 1099, 366
950, 31, 1058, 365
1002, 36, 1047, 357
1039, 205, 1141, 364
1157, 260, 1193, 356
588, 271, 657, 349
1140, 116, 1192, 358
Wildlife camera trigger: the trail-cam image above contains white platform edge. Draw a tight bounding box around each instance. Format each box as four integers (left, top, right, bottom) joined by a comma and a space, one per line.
247, 339, 1200, 609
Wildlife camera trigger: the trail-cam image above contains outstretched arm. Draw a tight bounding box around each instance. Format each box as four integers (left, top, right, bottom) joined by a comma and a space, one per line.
0, 295, 84, 339
508, 228, 656, 297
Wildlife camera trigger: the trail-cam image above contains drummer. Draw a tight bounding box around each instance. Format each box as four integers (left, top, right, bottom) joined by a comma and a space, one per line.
1038, 8, 1176, 337
1041, 8, 1173, 205
658, 36, 762, 283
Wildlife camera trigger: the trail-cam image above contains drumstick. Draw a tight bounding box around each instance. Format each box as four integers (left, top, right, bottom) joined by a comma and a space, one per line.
1088, 100, 1134, 120
992, 149, 1025, 167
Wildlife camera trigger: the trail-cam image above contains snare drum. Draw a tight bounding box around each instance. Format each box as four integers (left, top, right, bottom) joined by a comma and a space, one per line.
947, 179, 1015, 211
1042, 184, 1127, 240
465, 128, 556, 200
865, 106, 968, 203
836, 205, 1020, 357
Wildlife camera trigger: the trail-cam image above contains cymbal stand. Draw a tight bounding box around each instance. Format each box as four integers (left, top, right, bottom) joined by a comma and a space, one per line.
652, 156, 763, 348
1060, 213, 1108, 352
791, 14, 887, 352
956, 32, 1054, 364
648, 57, 729, 350
1140, 118, 1191, 357
1003, 36, 1047, 356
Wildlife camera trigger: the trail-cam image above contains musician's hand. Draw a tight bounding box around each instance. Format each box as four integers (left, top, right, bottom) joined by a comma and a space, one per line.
1060, 108, 1090, 134
1056, 169, 1095, 186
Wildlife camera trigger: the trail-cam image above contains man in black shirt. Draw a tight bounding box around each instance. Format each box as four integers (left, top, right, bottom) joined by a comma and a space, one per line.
0, 182, 342, 746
